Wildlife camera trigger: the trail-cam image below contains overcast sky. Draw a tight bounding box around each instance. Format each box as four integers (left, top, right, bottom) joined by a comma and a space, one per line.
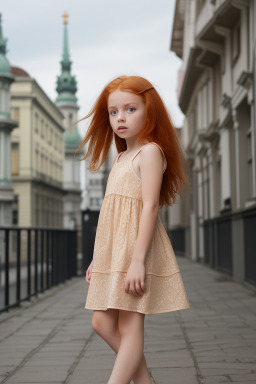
1, 0, 183, 134
1, 0, 183, 196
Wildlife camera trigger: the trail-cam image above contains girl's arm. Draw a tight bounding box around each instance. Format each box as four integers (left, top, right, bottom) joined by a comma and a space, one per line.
132, 144, 164, 263
125, 144, 165, 297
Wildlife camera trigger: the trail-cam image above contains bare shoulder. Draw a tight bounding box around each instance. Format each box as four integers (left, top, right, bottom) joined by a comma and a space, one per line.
139, 143, 165, 168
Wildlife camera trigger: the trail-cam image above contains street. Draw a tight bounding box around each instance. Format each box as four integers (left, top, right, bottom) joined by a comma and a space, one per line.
0, 256, 256, 384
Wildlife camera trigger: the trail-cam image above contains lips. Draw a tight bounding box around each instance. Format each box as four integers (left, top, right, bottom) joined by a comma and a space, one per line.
118, 126, 128, 130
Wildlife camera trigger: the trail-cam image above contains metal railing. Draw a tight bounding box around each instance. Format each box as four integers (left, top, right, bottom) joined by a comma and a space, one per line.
203, 205, 256, 287
0, 226, 78, 313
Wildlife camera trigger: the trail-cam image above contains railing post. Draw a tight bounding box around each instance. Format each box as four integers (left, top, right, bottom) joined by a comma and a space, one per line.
5, 229, 9, 310
16, 229, 21, 303
46, 230, 50, 289
27, 229, 31, 299
0, 226, 79, 313
35, 229, 38, 295
40, 230, 44, 292
51, 230, 54, 286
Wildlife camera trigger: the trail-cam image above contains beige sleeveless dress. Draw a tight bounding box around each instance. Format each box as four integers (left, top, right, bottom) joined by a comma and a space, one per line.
85, 142, 190, 314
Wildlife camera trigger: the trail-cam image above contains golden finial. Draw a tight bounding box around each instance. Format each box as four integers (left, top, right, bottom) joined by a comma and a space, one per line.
63, 11, 68, 25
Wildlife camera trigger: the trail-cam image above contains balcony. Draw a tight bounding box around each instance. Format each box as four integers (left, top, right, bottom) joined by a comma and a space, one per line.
196, 0, 245, 44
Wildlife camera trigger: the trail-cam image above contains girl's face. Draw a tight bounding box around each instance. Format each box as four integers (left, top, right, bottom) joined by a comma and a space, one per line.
108, 89, 146, 140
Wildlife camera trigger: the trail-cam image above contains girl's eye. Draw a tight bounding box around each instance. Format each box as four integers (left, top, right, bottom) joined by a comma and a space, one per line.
128, 107, 136, 112
110, 110, 117, 115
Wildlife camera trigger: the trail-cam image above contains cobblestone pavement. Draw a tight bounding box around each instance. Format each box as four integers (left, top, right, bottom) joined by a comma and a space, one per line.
0, 256, 256, 384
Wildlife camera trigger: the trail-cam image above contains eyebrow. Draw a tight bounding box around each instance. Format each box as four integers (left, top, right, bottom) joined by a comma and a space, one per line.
108, 102, 138, 109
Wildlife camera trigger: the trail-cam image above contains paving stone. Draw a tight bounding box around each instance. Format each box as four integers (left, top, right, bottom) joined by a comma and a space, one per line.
5, 365, 68, 382
68, 368, 114, 384
150, 367, 198, 384
230, 373, 256, 382
0, 257, 255, 384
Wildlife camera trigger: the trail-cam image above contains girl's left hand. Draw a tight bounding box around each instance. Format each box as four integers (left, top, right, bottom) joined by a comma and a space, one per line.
125, 259, 146, 297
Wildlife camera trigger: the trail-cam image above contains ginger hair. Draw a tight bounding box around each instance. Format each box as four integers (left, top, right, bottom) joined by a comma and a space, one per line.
70, 75, 190, 207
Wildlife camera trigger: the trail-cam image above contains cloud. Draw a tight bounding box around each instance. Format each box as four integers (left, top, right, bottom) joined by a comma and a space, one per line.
2, 0, 184, 131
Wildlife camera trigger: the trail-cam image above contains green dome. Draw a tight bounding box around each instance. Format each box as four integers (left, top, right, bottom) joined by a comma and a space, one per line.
0, 54, 11, 76
0, 13, 13, 79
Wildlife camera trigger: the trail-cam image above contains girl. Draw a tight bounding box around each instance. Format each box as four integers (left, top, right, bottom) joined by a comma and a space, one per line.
71, 75, 191, 384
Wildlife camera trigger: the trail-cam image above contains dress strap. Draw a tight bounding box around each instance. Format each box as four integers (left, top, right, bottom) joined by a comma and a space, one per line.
117, 151, 126, 160
131, 142, 167, 172
112, 153, 119, 168
115, 150, 127, 164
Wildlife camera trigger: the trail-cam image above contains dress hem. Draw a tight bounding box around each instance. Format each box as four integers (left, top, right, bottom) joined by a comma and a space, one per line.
84, 303, 190, 315
91, 269, 181, 277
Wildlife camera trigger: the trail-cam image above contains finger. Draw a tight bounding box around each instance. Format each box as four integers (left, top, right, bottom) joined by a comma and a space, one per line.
140, 281, 146, 292
136, 282, 145, 296
129, 288, 137, 297
125, 281, 130, 293
128, 282, 134, 296
130, 282, 139, 297
135, 283, 144, 296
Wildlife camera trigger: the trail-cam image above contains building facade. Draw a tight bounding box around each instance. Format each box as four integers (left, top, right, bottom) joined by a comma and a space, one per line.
171, 0, 256, 288
83, 140, 117, 211
10, 67, 65, 227
0, 13, 17, 226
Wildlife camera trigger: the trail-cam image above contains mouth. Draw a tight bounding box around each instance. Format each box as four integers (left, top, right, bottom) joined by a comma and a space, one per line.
118, 126, 128, 131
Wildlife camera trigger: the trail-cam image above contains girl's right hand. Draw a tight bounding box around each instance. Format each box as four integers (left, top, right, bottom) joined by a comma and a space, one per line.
86, 259, 94, 285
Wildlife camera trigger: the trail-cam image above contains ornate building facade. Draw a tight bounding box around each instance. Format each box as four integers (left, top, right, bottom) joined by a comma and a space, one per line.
171, 0, 256, 287
10, 66, 65, 227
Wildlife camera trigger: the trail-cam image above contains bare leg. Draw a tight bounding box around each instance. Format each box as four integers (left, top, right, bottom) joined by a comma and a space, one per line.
107, 309, 146, 384
92, 309, 151, 384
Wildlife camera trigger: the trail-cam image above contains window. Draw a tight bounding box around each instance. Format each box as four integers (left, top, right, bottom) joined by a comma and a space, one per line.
45, 155, 48, 176
41, 119, 44, 138
50, 128, 53, 144
232, 22, 241, 65
35, 113, 39, 132
42, 154, 44, 174
46, 124, 49, 142
11, 107, 19, 122
35, 149, 39, 173
247, 127, 253, 198
196, 0, 206, 18
11, 143, 19, 175
69, 113, 73, 129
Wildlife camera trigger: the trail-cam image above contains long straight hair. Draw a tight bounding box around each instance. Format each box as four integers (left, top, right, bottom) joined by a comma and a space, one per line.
70, 75, 190, 207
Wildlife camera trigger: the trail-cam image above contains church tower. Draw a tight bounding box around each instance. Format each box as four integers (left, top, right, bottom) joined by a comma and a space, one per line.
56, 11, 82, 230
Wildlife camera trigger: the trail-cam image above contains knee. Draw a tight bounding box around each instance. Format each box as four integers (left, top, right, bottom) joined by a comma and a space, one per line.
118, 311, 144, 337
91, 313, 103, 334
91, 310, 118, 336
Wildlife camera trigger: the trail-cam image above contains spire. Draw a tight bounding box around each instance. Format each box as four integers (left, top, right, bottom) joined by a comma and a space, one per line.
0, 13, 13, 79
56, 11, 77, 103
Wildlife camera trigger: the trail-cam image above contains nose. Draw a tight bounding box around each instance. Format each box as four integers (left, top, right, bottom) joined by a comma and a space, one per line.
117, 110, 125, 122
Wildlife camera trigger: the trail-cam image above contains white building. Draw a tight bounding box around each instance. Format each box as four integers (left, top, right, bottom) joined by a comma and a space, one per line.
10, 66, 65, 228
171, 0, 256, 288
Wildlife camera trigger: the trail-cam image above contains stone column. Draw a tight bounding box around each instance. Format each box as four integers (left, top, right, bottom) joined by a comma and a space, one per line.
219, 126, 232, 211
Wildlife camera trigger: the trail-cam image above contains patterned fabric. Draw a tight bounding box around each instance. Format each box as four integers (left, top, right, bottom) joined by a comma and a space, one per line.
85, 142, 190, 314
